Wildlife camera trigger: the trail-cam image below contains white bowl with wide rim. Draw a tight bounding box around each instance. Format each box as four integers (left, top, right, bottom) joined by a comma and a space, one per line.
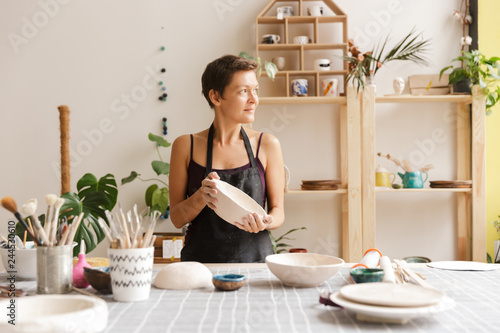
0, 295, 108, 333
212, 179, 266, 225
266, 253, 344, 287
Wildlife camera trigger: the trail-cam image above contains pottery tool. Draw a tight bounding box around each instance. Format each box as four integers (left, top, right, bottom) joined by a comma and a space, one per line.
1, 196, 39, 245
58, 105, 71, 195
380, 256, 396, 283
394, 259, 435, 289
44, 194, 58, 236
21, 199, 50, 246
23, 230, 27, 248
65, 212, 84, 245
49, 197, 65, 245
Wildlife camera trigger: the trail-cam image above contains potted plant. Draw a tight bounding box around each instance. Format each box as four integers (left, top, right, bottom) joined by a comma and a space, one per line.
121, 133, 171, 216
489, 216, 500, 263
439, 50, 500, 114
239, 51, 278, 81
269, 227, 306, 254
344, 30, 431, 93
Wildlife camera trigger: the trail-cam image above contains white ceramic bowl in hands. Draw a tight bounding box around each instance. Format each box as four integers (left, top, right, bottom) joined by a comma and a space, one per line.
212, 179, 266, 225
0, 241, 36, 279
266, 253, 344, 287
0, 295, 108, 333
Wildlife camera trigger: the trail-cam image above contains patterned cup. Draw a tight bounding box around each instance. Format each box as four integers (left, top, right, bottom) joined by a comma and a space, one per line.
108, 247, 154, 302
291, 79, 308, 96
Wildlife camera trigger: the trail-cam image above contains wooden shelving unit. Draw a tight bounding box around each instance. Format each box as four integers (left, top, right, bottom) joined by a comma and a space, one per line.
361, 86, 487, 262
256, 0, 348, 97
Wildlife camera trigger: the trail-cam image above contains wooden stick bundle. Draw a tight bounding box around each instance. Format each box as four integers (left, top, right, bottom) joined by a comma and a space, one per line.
99, 205, 159, 249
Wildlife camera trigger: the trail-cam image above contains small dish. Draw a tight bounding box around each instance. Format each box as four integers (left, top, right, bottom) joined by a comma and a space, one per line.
212, 179, 266, 225
330, 292, 454, 324
340, 283, 444, 307
427, 261, 500, 271
350, 268, 384, 284
403, 256, 431, 263
212, 274, 247, 291
83, 266, 112, 294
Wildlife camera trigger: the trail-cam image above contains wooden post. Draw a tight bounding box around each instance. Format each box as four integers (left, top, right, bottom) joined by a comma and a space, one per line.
361, 86, 376, 252
471, 86, 486, 262
340, 87, 362, 262
58, 105, 71, 195
456, 102, 472, 260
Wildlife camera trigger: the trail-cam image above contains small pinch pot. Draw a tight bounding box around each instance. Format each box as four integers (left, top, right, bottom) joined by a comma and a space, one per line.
0, 241, 37, 279
266, 253, 344, 287
212, 274, 247, 291
83, 266, 112, 294
350, 268, 385, 284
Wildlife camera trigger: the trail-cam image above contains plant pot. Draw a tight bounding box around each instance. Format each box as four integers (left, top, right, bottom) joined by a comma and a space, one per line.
452, 78, 471, 94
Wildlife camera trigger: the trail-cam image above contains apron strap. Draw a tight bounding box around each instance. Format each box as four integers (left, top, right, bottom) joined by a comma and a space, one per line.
205, 123, 257, 177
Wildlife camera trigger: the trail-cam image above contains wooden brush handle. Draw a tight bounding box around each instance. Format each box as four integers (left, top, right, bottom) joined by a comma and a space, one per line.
58, 105, 71, 195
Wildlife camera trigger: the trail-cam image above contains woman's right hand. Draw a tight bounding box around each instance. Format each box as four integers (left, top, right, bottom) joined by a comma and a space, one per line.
200, 172, 220, 210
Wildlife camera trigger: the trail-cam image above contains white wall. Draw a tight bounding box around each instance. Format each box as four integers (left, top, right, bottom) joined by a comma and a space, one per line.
0, 0, 463, 262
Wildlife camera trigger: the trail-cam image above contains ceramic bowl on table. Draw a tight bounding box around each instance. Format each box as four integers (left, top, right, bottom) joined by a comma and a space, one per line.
212, 274, 247, 291
0, 241, 36, 279
83, 266, 112, 294
212, 179, 266, 225
0, 295, 108, 333
265, 253, 344, 287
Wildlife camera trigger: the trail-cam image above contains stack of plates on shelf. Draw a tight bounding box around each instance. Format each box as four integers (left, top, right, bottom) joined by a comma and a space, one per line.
300, 179, 340, 190
429, 180, 472, 188
329, 283, 453, 324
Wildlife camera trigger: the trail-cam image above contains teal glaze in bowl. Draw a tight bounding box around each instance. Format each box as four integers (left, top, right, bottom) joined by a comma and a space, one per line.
212, 274, 247, 291
403, 256, 431, 263
350, 268, 385, 284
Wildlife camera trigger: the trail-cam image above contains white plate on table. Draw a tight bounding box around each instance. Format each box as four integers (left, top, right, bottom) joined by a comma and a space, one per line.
330, 292, 454, 324
339, 283, 444, 307
427, 261, 500, 271
212, 179, 266, 225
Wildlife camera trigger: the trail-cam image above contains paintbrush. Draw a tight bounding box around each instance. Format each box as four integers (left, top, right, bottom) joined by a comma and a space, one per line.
44, 194, 58, 237
50, 198, 65, 245
21, 199, 50, 246
1, 196, 39, 245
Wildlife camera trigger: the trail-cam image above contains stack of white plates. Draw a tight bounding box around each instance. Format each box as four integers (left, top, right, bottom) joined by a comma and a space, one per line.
330, 283, 454, 324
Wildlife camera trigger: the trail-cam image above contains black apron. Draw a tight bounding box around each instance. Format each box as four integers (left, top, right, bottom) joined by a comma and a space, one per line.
180, 124, 274, 263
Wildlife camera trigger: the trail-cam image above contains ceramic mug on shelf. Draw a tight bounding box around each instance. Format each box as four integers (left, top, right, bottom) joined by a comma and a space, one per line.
321, 78, 339, 97
276, 6, 294, 17
307, 6, 323, 16
291, 79, 308, 96
375, 171, 396, 188
314, 59, 331, 71
293, 36, 309, 45
262, 34, 280, 44
272, 56, 286, 70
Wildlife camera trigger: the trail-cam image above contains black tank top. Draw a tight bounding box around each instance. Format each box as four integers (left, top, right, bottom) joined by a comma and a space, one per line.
180, 124, 274, 263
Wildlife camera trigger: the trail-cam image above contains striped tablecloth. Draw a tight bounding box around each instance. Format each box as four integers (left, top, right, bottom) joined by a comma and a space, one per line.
3, 263, 500, 332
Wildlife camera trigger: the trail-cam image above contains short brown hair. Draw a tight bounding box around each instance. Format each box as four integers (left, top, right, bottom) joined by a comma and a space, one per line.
201, 55, 258, 108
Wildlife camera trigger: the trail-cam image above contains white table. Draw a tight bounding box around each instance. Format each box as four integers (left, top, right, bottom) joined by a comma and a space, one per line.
2, 263, 500, 332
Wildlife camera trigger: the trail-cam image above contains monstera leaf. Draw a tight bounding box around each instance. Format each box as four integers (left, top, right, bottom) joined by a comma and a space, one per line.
60, 173, 118, 256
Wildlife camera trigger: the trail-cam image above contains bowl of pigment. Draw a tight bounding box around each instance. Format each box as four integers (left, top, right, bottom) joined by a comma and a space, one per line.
0, 241, 37, 279
212, 274, 247, 291
83, 266, 112, 294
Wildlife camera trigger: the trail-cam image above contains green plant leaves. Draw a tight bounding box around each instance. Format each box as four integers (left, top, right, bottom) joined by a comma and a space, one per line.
264, 61, 278, 81
121, 171, 140, 185
145, 184, 169, 214
148, 133, 171, 147
152, 161, 170, 176
269, 227, 306, 254
60, 173, 118, 256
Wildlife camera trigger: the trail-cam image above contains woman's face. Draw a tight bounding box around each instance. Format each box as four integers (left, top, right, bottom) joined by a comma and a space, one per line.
216, 70, 259, 124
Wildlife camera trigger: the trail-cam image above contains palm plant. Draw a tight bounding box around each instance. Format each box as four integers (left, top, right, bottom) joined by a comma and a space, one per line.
344, 30, 431, 93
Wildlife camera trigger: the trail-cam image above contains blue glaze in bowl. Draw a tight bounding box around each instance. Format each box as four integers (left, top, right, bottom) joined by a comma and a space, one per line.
212, 274, 247, 291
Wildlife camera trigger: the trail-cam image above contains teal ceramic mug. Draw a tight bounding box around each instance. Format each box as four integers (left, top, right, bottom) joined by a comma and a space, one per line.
398, 171, 428, 188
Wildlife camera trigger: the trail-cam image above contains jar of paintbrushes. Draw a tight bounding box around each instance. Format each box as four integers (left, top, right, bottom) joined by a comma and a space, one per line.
1, 195, 83, 294
98, 206, 157, 302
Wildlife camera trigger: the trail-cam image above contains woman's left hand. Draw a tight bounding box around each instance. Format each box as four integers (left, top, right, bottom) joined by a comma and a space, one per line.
234, 213, 273, 233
